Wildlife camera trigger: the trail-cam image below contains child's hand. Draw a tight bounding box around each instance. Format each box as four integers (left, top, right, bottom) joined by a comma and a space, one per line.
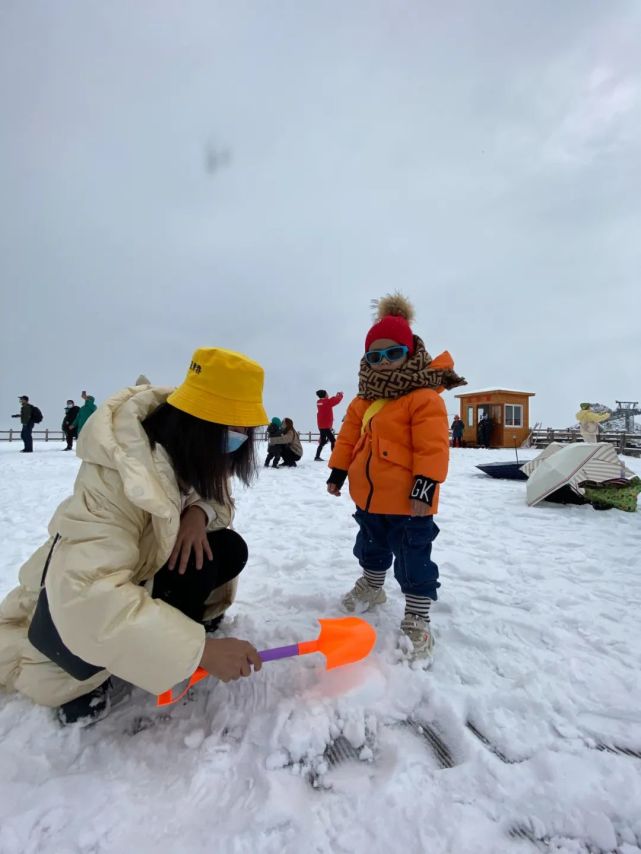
409, 499, 430, 517
327, 483, 341, 497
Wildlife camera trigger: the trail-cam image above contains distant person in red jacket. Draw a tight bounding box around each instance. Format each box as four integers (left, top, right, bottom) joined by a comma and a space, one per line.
314, 390, 344, 461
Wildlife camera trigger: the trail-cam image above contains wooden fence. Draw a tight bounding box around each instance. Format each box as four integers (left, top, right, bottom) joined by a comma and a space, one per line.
527, 429, 641, 458
3, 427, 640, 458
1, 429, 330, 443
1, 429, 67, 442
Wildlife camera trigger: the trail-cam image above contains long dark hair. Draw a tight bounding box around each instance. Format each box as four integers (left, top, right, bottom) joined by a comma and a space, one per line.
142, 403, 257, 504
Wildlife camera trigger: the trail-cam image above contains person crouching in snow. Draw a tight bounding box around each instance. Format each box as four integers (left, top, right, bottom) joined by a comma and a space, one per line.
268, 417, 303, 466
0, 347, 268, 726
326, 294, 466, 660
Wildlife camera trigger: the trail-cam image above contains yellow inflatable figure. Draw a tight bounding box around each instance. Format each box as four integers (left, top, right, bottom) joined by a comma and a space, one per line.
576, 402, 609, 443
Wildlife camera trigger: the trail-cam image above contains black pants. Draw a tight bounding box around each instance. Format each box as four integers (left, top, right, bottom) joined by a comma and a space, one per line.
264, 446, 282, 467
152, 528, 248, 622
21, 422, 33, 452
315, 428, 335, 458
64, 428, 76, 450
279, 446, 302, 466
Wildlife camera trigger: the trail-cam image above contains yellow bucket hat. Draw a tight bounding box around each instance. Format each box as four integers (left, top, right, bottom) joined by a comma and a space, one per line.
167, 347, 268, 427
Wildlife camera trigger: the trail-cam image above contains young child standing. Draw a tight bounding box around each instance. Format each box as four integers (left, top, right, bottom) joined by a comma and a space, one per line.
264, 417, 283, 467
326, 294, 466, 659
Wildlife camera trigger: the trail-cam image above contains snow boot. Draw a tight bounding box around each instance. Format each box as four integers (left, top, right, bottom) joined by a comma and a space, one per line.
57, 678, 113, 727
341, 577, 387, 613
399, 615, 434, 660
202, 614, 224, 634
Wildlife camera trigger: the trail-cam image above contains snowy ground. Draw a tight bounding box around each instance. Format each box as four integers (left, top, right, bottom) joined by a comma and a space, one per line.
1, 440, 641, 854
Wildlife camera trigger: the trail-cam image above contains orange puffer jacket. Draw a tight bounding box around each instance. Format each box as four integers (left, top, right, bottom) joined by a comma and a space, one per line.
329, 387, 449, 516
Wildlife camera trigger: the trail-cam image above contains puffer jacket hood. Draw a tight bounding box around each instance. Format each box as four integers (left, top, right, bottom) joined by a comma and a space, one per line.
77, 386, 177, 518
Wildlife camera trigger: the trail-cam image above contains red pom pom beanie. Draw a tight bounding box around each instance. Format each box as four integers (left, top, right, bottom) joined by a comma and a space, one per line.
365, 315, 414, 355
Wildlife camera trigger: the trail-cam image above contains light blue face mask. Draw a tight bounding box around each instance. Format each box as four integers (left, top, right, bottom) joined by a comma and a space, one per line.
226, 430, 248, 453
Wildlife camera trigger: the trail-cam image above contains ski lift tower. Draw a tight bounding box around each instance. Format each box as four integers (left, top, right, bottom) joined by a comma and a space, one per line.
614, 401, 641, 432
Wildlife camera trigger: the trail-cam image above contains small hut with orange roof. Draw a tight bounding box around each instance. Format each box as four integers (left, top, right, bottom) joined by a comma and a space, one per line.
454, 388, 535, 448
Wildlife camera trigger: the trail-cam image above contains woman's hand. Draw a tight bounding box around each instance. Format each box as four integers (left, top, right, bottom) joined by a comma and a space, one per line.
409, 499, 430, 517
199, 637, 263, 682
168, 505, 213, 574
327, 483, 341, 497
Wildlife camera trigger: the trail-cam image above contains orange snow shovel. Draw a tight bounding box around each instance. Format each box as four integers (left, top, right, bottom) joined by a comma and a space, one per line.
157, 617, 377, 706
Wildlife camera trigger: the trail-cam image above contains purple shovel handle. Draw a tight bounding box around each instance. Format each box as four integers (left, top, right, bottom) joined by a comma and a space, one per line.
258, 643, 300, 663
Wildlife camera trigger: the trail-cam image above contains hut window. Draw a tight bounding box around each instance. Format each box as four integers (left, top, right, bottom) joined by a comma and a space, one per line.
467, 406, 474, 427
505, 404, 523, 427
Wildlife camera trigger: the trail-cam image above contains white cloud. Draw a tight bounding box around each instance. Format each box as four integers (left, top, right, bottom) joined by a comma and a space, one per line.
544, 70, 638, 165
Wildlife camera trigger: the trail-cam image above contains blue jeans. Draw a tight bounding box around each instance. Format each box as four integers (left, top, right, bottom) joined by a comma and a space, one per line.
21, 422, 33, 452
353, 508, 440, 600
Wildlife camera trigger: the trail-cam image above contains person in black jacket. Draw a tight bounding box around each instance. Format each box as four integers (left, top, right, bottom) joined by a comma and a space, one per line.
477, 412, 492, 448
11, 395, 34, 453
62, 400, 80, 451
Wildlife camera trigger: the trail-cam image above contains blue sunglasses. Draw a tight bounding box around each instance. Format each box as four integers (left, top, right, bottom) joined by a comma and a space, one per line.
364, 345, 409, 366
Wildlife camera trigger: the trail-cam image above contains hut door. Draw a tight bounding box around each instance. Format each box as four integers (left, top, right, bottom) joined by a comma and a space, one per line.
490, 404, 502, 446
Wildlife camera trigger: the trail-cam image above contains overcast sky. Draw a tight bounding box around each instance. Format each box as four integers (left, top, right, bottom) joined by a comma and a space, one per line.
1, 1, 640, 435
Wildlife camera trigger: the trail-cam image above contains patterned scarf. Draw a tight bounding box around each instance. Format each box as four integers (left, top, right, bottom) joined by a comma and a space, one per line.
358, 337, 467, 401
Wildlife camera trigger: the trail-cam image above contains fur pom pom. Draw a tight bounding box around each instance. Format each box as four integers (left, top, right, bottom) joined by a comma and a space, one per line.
371, 292, 415, 323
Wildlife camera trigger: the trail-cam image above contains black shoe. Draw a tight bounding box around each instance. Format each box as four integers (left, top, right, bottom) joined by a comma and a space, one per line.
57, 679, 112, 727
202, 614, 224, 634
314, 457, 324, 462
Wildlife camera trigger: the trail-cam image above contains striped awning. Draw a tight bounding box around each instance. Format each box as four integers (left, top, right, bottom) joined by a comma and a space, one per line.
523, 443, 636, 507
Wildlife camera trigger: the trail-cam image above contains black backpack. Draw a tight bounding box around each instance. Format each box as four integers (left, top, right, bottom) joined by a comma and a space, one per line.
31, 405, 43, 424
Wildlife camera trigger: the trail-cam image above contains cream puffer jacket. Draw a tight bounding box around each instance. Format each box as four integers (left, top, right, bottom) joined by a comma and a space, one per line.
0, 386, 236, 707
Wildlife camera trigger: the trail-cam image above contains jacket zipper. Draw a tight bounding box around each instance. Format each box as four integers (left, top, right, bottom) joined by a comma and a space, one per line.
364, 448, 374, 511
363, 414, 378, 512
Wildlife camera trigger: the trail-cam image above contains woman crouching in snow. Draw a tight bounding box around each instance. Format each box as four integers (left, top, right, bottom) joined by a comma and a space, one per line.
0, 347, 267, 725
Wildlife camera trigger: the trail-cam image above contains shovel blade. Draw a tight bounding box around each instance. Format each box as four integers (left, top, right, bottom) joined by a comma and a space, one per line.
315, 617, 377, 669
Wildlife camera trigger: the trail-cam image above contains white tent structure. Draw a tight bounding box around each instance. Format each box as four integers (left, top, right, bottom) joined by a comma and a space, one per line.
522, 442, 635, 507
